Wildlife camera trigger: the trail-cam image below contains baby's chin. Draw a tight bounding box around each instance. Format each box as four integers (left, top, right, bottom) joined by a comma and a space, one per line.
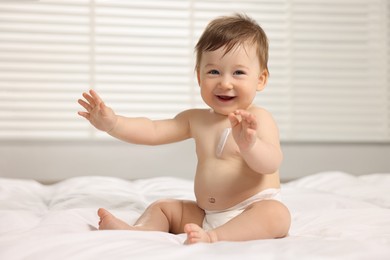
208, 108, 233, 116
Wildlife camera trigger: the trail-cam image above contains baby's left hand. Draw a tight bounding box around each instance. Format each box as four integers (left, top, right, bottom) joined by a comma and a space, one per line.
228, 110, 258, 152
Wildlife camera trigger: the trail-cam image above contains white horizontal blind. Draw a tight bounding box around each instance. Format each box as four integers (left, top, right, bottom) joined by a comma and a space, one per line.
288, 0, 389, 141
0, 0, 389, 142
92, 1, 194, 138
0, 0, 91, 139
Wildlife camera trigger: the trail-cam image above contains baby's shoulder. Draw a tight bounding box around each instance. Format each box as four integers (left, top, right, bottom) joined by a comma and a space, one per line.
180, 108, 221, 130
180, 108, 213, 119
248, 106, 273, 117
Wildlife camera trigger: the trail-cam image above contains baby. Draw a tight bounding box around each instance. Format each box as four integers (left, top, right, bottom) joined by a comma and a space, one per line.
78, 14, 290, 244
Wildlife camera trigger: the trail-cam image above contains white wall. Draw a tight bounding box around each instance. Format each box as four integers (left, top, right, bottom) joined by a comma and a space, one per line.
1, 140, 389, 183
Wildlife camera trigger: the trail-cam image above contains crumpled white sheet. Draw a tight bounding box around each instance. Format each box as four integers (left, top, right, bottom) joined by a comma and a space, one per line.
0, 172, 389, 260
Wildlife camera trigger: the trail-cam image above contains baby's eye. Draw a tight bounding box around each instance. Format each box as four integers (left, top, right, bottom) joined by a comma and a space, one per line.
208, 70, 219, 75
234, 70, 246, 75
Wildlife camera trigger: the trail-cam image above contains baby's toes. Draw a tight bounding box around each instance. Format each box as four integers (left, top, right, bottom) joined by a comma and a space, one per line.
184, 223, 202, 244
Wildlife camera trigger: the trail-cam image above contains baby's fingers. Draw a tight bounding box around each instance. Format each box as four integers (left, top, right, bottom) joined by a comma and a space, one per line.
245, 114, 257, 129
228, 112, 240, 128
89, 89, 104, 105
78, 98, 92, 112
77, 111, 90, 120
235, 110, 257, 129
82, 92, 96, 107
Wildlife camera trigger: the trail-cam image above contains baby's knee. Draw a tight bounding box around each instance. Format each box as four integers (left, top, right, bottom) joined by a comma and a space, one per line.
252, 200, 291, 238
268, 201, 291, 238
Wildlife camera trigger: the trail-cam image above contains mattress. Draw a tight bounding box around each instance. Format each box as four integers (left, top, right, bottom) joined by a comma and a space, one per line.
0, 171, 389, 260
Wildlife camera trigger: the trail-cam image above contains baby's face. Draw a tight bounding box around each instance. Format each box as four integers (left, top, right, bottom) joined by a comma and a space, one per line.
197, 42, 267, 116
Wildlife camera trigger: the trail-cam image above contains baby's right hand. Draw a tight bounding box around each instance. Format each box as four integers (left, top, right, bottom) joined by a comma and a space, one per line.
78, 89, 118, 133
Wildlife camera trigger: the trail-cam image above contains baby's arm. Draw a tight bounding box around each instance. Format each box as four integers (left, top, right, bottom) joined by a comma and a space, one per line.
78, 90, 191, 145
228, 109, 282, 174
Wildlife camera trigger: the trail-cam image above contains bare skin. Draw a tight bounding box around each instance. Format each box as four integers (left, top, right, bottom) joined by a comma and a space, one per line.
79, 42, 291, 244
98, 208, 132, 230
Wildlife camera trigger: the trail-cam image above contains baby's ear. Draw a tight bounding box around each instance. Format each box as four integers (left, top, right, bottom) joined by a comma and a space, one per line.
257, 69, 268, 91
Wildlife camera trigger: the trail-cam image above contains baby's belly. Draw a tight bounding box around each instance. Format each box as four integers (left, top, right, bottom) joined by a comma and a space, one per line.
194, 158, 267, 211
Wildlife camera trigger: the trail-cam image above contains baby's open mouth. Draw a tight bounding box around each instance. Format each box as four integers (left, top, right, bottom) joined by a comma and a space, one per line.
217, 95, 235, 101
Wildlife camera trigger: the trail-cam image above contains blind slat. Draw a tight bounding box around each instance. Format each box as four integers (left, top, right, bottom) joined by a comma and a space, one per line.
0, 0, 389, 142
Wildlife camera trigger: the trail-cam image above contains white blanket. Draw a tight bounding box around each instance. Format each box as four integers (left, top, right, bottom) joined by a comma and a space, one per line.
0, 171, 389, 260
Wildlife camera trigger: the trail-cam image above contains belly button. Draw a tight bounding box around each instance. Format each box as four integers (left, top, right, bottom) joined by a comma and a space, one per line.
208, 197, 216, 203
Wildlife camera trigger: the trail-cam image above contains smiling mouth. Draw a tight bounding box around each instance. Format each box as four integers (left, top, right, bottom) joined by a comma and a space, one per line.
217, 95, 235, 101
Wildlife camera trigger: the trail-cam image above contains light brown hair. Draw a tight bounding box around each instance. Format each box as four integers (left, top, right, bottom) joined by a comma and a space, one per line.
195, 14, 269, 74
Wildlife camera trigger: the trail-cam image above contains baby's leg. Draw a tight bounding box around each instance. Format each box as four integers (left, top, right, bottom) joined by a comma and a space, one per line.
184, 200, 290, 244
98, 199, 205, 234
98, 208, 135, 230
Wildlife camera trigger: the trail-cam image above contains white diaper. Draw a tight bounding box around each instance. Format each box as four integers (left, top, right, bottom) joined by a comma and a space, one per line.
202, 188, 281, 231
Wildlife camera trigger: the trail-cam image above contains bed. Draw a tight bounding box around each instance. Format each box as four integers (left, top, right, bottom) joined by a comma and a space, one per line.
0, 171, 389, 260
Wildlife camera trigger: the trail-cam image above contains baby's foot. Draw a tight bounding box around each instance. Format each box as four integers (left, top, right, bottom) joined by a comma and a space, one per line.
97, 208, 133, 230
184, 223, 217, 244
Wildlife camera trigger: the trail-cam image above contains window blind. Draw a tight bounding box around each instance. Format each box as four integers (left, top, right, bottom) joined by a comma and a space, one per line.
0, 0, 389, 142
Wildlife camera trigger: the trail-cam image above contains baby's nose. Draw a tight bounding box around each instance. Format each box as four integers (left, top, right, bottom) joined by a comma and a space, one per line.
219, 76, 233, 89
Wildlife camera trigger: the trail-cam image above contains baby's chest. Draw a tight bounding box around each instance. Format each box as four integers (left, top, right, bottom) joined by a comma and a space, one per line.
215, 128, 241, 158
195, 127, 240, 159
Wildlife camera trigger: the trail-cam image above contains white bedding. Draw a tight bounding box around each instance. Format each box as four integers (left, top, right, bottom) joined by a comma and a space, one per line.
0, 171, 389, 260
